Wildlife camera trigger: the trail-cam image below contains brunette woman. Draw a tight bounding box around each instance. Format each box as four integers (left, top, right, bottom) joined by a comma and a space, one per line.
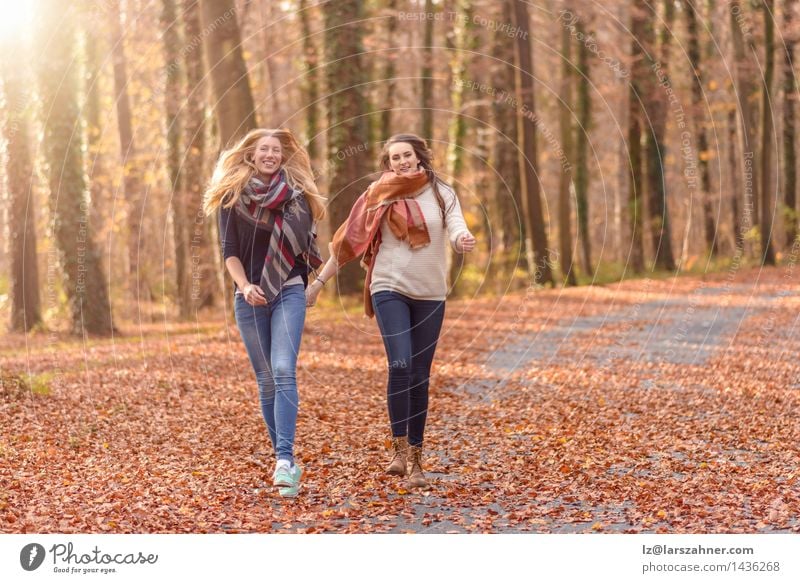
204, 128, 325, 497
306, 134, 475, 489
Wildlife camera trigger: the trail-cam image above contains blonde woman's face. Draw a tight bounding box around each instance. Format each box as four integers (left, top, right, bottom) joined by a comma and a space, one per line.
253, 136, 282, 177
387, 142, 419, 175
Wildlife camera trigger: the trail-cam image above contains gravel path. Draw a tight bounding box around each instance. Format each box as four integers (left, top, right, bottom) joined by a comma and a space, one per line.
380, 280, 797, 533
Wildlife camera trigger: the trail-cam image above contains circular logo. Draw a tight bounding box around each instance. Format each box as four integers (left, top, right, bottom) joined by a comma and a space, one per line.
20, 543, 46, 571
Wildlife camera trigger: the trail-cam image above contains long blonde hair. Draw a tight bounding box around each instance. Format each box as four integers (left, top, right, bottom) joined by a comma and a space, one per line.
203, 128, 326, 220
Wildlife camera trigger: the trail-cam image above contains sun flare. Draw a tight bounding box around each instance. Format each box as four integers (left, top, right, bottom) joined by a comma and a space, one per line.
0, 0, 33, 41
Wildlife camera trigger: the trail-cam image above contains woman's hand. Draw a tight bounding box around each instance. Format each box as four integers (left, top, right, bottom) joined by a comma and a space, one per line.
457, 232, 476, 253
242, 283, 267, 306
306, 279, 324, 307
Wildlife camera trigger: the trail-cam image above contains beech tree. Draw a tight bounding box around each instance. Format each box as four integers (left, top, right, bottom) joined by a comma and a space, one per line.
201, 0, 257, 148
685, 0, 719, 257
512, 0, 554, 286
1, 31, 41, 331
37, 0, 114, 335
324, 0, 373, 294
628, 1, 647, 273
558, 6, 577, 285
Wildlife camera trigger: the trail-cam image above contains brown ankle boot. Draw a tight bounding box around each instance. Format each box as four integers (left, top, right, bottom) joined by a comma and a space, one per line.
386, 436, 408, 475
407, 444, 430, 489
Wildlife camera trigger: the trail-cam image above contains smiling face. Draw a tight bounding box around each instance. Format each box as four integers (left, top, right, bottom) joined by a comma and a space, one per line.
387, 142, 420, 175
252, 136, 282, 178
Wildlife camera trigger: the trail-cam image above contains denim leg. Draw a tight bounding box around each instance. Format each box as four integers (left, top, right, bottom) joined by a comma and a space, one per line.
407, 299, 445, 446
372, 291, 413, 438
269, 284, 306, 464
234, 294, 278, 451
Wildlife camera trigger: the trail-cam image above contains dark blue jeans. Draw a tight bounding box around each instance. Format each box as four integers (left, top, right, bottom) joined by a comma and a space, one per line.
234, 284, 305, 463
371, 290, 445, 447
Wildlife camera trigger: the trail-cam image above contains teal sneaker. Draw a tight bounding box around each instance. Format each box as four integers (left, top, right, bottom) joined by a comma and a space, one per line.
273, 462, 302, 488
278, 481, 301, 498
277, 465, 303, 498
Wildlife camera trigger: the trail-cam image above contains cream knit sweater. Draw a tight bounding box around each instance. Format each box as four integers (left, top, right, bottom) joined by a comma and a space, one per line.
369, 183, 469, 300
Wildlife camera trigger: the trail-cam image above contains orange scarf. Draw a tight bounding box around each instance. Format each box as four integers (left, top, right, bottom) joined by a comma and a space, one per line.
330, 170, 431, 316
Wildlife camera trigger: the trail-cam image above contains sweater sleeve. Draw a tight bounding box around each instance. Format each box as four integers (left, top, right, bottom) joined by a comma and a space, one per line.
218, 205, 240, 261
442, 185, 470, 250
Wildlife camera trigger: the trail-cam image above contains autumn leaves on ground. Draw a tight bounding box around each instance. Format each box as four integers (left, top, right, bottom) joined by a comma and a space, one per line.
1, 266, 798, 534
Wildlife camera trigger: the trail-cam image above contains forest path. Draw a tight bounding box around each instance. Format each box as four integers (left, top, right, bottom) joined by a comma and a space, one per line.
1, 267, 798, 533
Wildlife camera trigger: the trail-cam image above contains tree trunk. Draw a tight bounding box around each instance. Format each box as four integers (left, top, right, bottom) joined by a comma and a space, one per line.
184, 0, 218, 311
259, 0, 284, 127
110, 0, 149, 303
470, 119, 490, 291
446, 0, 473, 178
784, 0, 798, 247
615, 3, 628, 267
1, 39, 42, 332
574, 19, 593, 277
685, 0, 719, 258
446, 0, 473, 294
83, 21, 108, 255
730, 0, 760, 241
729, 109, 745, 251
381, 0, 399, 138
325, 0, 373, 294
37, 0, 114, 335
201, 0, 258, 148
491, 0, 524, 289
760, 0, 777, 265
512, 0, 554, 286
299, 0, 321, 161
642, 1, 676, 271
628, 2, 646, 273
558, 14, 577, 286
161, 0, 191, 319
420, 0, 435, 140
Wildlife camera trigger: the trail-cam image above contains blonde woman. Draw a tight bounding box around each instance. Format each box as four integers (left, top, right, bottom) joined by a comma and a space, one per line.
204, 129, 325, 497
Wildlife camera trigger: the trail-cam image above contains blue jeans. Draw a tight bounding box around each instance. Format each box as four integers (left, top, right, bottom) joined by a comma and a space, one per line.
371, 290, 445, 446
234, 284, 306, 463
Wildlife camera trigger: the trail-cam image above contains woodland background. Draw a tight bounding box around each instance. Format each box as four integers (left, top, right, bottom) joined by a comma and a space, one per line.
2, 0, 799, 333
1, 1, 799, 534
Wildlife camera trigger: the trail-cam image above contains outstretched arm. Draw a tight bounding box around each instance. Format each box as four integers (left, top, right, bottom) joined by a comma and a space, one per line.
445, 187, 476, 253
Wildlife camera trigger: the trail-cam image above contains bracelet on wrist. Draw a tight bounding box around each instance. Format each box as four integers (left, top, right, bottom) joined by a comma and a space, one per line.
315, 277, 327, 286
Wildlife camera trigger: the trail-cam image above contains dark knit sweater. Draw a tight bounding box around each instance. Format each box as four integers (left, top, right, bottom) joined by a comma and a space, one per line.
219, 204, 308, 291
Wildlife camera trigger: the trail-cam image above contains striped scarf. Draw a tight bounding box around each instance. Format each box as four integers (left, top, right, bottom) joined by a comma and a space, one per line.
236, 170, 322, 301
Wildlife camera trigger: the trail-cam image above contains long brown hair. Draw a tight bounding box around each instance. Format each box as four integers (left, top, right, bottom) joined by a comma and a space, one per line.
379, 133, 454, 225
203, 128, 326, 220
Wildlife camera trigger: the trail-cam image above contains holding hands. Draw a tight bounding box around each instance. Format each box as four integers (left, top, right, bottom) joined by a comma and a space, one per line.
456, 232, 476, 253
305, 230, 475, 309
305, 278, 325, 307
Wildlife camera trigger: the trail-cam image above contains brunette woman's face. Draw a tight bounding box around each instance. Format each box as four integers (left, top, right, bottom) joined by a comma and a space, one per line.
387, 142, 420, 175
253, 136, 282, 177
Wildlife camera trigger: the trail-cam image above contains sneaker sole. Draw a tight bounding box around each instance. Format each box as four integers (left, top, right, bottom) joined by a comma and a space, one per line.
278, 484, 301, 498
273, 467, 303, 489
